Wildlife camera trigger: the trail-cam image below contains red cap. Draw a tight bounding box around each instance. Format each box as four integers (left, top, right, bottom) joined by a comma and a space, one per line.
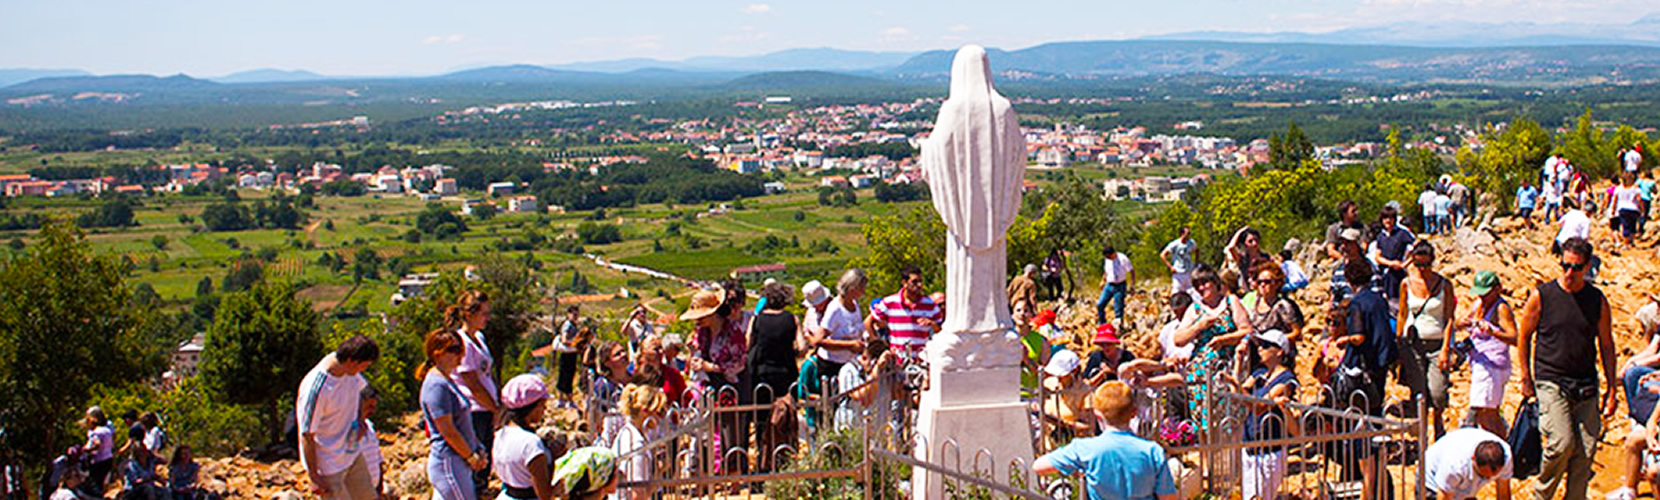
1034, 309, 1057, 327
1093, 323, 1120, 344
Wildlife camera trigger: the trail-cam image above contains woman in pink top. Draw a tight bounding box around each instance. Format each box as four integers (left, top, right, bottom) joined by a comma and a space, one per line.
443, 290, 499, 497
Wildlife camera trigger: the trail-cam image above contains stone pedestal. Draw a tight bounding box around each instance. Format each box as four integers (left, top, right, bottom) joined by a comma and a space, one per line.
912, 330, 1033, 499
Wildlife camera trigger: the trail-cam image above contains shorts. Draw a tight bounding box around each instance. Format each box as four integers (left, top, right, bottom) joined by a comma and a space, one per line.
1170, 272, 1193, 295
320, 455, 377, 500
1621, 209, 1641, 238
1469, 361, 1510, 410
1518, 207, 1534, 219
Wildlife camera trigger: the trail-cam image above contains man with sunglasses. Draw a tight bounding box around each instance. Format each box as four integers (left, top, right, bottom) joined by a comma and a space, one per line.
1517, 236, 1616, 500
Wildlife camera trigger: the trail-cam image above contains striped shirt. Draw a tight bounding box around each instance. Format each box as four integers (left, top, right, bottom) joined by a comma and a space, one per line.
872, 293, 943, 363
295, 354, 367, 475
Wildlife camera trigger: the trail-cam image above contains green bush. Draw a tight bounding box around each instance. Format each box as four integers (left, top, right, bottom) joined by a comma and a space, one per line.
84, 378, 262, 457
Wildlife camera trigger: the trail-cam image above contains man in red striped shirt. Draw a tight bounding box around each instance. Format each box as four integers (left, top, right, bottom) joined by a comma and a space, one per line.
867, 265, 944, 365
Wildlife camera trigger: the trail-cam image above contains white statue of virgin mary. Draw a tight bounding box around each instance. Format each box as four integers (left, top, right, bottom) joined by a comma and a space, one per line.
921, 45, 1026, 336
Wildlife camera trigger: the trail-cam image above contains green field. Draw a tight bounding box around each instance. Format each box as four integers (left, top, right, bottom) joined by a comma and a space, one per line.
0, 155, 1161, 325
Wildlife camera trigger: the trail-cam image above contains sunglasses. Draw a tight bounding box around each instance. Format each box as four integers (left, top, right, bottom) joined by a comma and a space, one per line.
1413, 261, 1433, 269
1257, 277, 1282, 284
1560, 261, 1588, 272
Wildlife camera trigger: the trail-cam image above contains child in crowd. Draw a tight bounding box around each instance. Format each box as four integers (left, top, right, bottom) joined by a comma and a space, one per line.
1034, 381, 1178, 500
355, 387, 383, 499
836, 338, 893, 432
1278, 250, 1309, 292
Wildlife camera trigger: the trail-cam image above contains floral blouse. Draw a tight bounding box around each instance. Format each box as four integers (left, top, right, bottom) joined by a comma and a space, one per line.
694, 319, 747, 384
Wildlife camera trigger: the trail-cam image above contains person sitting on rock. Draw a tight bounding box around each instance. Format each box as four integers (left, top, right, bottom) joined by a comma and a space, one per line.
1039, 349, 1095, 450
1610, 294, 1660, 500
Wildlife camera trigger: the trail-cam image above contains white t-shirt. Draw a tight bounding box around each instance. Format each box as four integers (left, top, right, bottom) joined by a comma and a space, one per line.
1158, 319, 1193, 361
835, 362, 868, 431
450, 328, 499, 413
817, 299, 863, 365
1543, 156, 1560, 182
1616, 185, 1643, 212
1425, 428, 1512, 499
296, 354, 369, 476
50, 489, 79, 500
86, 425, 115, 462
360, 420, 382, 486
1282, 259, 1308, 288
610, 421, 651, 497
1556, 210, 1591, 244
144, 426, 167, 455
492, 424, 548, 490
1626, 150, 1643, 173
1102, 253, 1133, 284
1419, 190, 1439, 216
1434, 194, 1452, 216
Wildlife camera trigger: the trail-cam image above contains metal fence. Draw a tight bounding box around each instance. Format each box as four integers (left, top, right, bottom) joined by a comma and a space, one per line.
590, 356, 1432, 500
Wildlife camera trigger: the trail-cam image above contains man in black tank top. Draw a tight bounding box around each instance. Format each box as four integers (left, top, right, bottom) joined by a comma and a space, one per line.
1517, 237, 1616, 500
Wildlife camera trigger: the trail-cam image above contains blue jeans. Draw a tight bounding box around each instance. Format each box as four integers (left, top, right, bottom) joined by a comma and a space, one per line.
1096, 281, 1127, 324
1625, 365, 1660, 421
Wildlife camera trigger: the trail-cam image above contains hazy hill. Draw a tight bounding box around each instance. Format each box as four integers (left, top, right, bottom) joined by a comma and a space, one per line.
550, 48, 916, 73
1145, 18, 1660, 48
212, 69, 329, 84
890, 40, 1660, 83
0, 68, 90, 88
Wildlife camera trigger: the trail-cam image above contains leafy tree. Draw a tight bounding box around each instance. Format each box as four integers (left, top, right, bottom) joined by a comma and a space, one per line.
6, 237, 22, 250
416, 203, 468, 240
389, 255, 542, 381
852, 205, 947, 297
575, 222, 623, 245
1456, 118, 1550, 209
0, 221, 159, 465
569, 269, 593, 294
817, 186, 858, 207
1267, 120, 1316, 171
196, 276, 214, 297
199, 279, 324, 444
873, 182, 930, 203
151, 234, 168, 250
353, 247, 382, 282
200, 202, 254, 231
472, 203, 498, 220
1561, 109, 1613, 179
319, 179, 367, 197
221, 260, 264, 293
77, 198, 137, 228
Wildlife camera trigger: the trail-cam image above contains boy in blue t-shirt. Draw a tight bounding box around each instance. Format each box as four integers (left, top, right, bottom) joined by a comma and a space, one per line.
1034, 381, 1178, 500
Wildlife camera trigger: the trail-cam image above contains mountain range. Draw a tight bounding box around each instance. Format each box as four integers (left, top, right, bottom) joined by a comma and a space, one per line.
7, 38, 1660, 109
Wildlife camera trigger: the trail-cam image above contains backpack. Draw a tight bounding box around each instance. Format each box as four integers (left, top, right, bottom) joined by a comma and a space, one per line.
1507, 398, 1542, 480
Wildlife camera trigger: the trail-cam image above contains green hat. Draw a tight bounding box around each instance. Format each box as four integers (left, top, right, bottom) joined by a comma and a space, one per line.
553, 446, 616, 495
1469, 271, 1500, 297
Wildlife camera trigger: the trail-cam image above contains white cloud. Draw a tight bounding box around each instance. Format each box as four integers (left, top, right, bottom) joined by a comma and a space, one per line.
422, 34, 466, 45
741, 3, 772, 14
950, 24, 971, 32
882, 27, 913, 38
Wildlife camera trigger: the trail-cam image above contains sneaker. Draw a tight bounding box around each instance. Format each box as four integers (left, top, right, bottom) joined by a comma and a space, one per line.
1607, 486, 1636, 500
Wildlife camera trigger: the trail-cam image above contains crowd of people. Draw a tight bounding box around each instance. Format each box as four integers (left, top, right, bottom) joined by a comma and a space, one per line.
39, 407, 209, 500
1023, 171, 1660, 500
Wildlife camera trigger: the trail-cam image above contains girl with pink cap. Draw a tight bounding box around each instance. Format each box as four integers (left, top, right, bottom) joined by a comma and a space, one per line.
493, 374, 554, 500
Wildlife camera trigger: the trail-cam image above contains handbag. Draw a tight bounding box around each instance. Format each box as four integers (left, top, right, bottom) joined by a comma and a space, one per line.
1332, 354, 1382, 411
1507, 397, 1543, 479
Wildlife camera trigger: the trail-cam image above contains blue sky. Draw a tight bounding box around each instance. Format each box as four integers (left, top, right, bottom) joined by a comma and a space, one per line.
1, 0, 1655, 76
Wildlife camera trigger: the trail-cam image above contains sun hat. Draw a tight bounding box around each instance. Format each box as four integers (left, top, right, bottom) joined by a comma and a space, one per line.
1044, 349, 1082, 377
1469, 271, 1500, 297
500, 374, 549, 410
801, 280, 830, 307
552, 446, 616, 495
1093, 323, 1120, 345
1255, 329, 1289, 350
678, 289, 725, 321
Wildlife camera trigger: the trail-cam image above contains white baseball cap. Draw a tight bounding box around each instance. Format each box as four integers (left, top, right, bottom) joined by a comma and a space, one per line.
1044, 349, 1082, 377
1255, 329, 1290, 350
